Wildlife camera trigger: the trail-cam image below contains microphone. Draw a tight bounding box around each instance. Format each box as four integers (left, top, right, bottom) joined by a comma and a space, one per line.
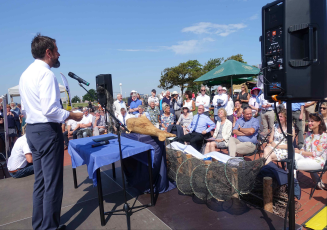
92, 140, 109, 148
68, 72, 90, 86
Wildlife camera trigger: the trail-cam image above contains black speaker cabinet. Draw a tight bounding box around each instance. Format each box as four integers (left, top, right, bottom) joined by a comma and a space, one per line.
96, 74, 113, 108
261, 0, 327, 101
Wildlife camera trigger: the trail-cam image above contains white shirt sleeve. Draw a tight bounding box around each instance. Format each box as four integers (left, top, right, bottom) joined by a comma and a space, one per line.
221, 94, 228, 106
39, 72, 70, 122
23, 143, 31, 155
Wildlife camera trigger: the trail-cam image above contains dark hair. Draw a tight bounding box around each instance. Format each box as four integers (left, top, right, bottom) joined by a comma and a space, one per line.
185, 91, 192, 99
309, 113, 326, 134
31, 33, 56, 59
243, 106, 251, 112
234, 99, 241, 104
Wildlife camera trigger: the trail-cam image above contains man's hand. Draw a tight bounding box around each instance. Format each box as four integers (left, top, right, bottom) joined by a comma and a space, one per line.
202, 130, 207, 135
299, 114, 303, 120
68, 131, 73, 135
67, 111, 83, 122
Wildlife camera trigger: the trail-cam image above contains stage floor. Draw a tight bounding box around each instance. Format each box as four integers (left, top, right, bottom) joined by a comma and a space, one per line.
0, 161, 302, 230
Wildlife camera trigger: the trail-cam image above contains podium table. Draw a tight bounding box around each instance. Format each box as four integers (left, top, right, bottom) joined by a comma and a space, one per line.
68, 133, 155, 226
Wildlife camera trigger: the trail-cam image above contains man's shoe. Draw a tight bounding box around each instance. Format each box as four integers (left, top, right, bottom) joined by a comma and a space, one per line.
57, 225, 66, 230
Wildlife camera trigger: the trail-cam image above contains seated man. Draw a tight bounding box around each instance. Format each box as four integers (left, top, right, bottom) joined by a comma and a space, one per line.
93, 110, 106, 136
117, 108, 132, 132
228, 107, 260, 157
174, 105, 215, 151
77, 108, 93, 138
135, 105, 151, 120
7, 134, 34, 178
63, 118, 79, 149
146, 101, 160, 128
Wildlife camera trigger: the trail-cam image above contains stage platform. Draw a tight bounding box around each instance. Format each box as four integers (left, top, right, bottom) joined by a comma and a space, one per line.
0, 160, 302, 230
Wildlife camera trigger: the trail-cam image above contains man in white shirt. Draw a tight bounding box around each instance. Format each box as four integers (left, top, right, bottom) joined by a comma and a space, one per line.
63, 116, 80, 149
77, 108, 93, 138
221, 87, 234, 123
117, 108, 132, 132
260, 94, 274, 135
196, 86, 211, 117
113, 93, 126, 117
19, 34, 83, 230
7, 134, 34, 179
148, 89, 159, 106
212, 85, 228, 121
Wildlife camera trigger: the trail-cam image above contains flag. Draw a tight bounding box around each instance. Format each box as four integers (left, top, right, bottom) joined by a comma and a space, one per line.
60, 73, 72, 111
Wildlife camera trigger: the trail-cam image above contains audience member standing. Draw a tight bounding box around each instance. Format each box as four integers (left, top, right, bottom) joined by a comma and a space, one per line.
183, 91, 195, 114
11, 102, 21, 116
113, 93, 126, 118
174, 105, 215, 151
291, 102, 305, 149
222, 87, 234, 123
320, 102, 327, 124
196, 86, 211, 117
162, 91, 171, 108
6, 104, 20, 147
93, 110, 106, 136
19, 34, 83, 230
129, 92, 142, 115
260, 93, 275, 136
127, 90, 136, 108
146, 101, 160, 128
237, 83, 250, 109
148, 89, 159, 106
171, 91, 182, 121
212, 86, 228, 121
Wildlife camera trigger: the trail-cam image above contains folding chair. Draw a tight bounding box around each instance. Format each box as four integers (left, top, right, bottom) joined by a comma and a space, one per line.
304, 160, 327, 200
0, 152, 6, 179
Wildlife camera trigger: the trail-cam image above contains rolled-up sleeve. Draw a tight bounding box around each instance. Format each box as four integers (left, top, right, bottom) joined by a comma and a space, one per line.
39, 72, 70, 122
251, 118, 260, 132
205, 117, 216, 133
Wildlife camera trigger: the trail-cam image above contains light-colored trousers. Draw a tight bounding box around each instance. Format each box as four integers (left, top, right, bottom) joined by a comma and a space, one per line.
295, 153, 322, 182
228, 137, 256, 157
261, 110, 275, 135
93, 127, 106, 136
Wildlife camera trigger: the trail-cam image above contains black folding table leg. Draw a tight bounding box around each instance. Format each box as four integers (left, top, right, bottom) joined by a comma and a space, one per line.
73, 168, 78, 189
147, 150, 154, 206
96, 168, 105, 226
112, 163, 116, 178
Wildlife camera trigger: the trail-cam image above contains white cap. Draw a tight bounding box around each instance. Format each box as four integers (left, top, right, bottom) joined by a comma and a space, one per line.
222, 87, 227, 91
131, 90, 137, 93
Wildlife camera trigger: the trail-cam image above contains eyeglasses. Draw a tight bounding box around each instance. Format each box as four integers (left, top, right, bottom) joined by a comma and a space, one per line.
201, 90, 206, 91
218, 90, 222, 91
321, 107, 327, 110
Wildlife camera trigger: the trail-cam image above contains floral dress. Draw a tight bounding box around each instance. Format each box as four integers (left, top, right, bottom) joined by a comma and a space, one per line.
160, 113, 174, 130
271, 124, 291, 161
303, 132, 327, 169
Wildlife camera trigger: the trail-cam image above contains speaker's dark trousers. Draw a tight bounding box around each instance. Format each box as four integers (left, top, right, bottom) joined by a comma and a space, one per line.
175, 132, 204, 151
26, 123, 64, 230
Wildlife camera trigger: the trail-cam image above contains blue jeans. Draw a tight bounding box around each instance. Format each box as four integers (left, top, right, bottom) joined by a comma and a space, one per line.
9, 164, 34, 178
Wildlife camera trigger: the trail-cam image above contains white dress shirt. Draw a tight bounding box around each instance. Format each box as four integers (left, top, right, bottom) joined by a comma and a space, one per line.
19, 60, 70, 124
7, 135, 31, 171
80, 114, 93, 128
66, 119, 78, 130
113, 99, 126, 117
195, 94, 210, 112
117, 113, 132, 126
225, 98, 234, 116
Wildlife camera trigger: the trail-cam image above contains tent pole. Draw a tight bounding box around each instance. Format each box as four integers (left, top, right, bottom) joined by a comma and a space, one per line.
231, 76, 234, 102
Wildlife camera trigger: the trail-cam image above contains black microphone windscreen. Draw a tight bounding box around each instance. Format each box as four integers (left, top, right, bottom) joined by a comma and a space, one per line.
68, 72, 74, 77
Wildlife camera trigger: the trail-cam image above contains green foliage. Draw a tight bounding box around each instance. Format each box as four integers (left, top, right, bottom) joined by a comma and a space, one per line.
203, 58, 224, 73
71, 95, 80, 103
82, 89, 96, 102
158, 60, 203, 94
224, 54, 247, 64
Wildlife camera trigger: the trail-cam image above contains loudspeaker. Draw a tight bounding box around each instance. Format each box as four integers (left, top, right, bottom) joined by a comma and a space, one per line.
96, 74, 113, 108
261, 0, 327, 101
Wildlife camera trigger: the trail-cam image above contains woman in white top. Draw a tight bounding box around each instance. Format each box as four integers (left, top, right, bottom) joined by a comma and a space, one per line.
294, 113, 327, 190
222, 88, 234, 123
204, 108, 232, 154
264, 109, 295, 165
183, 91, 195, 114
177, 106, 193, 135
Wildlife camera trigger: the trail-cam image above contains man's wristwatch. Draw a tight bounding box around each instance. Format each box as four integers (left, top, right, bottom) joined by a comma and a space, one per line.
238, 127, 241, 131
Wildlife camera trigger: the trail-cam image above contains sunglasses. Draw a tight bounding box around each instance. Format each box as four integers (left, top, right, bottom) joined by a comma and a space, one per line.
320, 107, 327, 110
218, 90, 222, 91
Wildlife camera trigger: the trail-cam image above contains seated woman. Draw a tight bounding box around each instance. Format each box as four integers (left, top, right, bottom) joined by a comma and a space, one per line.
204, 108, 232, 154
264, 109, 295, 165
160, 103, 175, 131
176, 106, 193, 135
294, 113, 327, 190
233, 99, 243, 128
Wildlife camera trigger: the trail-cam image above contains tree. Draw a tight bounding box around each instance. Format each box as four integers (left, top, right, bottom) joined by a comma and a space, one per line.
158, 60, 202, 94
82, 89, 96, 102
72, 95, 80, 103
203, 57, 224, 73
224, 54, 247, 64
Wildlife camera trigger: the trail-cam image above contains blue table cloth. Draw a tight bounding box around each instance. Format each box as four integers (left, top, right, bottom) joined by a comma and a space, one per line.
68, 133, 155, 186
121, 133, 176, 194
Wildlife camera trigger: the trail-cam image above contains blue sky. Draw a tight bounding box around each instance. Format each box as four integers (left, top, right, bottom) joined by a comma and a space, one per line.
0, 0, 272, 102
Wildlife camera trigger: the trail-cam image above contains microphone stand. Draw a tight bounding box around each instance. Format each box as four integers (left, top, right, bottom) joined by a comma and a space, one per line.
77, 82, 154, 229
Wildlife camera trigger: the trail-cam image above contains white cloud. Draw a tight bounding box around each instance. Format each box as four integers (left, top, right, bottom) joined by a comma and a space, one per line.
165, 38, 215, 55
181, 22, 247, 37
249, 14, 258, 20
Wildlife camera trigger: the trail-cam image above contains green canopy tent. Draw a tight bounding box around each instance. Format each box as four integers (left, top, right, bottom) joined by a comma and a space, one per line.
194, 60, 260, 98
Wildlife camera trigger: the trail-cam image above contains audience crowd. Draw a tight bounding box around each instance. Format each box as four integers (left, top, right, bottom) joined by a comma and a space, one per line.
1, 85, 326, 190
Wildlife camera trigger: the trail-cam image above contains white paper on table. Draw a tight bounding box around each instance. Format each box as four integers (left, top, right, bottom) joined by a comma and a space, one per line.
60, 73, 72, 105
167, 142, 205, 159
